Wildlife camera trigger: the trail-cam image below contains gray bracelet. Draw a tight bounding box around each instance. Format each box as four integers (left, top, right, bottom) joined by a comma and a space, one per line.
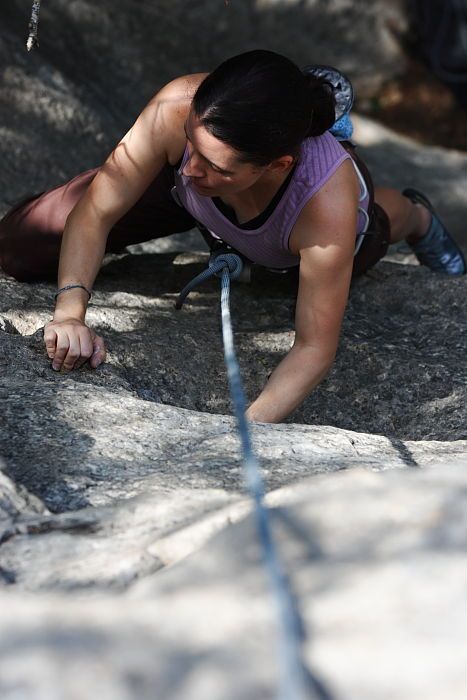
54, 284, 92, 301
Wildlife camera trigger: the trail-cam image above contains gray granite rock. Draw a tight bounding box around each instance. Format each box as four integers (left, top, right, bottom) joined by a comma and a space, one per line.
0, 208, 466, 696
1, 464, 467, 700
353, 115, 467, 247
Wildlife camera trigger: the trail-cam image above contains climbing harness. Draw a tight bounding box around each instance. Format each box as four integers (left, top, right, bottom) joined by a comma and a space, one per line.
176, 258, 325, 700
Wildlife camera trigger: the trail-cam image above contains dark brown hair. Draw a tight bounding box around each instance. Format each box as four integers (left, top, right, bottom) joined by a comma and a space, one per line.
192, 49, 336, 166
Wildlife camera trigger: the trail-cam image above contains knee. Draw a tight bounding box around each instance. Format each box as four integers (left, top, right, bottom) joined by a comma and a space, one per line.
0, 199, 61, 281
0, 213, 30, 280
0, 239, 35, 281
0, 230, 58, 282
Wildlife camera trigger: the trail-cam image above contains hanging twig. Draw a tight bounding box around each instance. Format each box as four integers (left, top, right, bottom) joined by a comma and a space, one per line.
26, 0, 42, 51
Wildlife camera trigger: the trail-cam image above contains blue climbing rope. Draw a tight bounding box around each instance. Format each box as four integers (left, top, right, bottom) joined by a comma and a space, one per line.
176, 254, 321, 700
175, 252, 244, 310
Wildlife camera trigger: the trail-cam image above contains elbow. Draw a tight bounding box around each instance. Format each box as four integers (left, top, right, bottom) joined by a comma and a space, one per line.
293, 340, 337, 369
294, 343, 337, 387
324, 348, 337, 370
319, 355, 335, 382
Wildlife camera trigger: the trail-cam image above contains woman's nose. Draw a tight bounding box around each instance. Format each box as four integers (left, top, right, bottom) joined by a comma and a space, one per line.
183, 152, 204, 178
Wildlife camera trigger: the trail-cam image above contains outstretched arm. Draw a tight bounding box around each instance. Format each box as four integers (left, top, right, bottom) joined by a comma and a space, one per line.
45, 74, 205, 371
246, 160, 358, 423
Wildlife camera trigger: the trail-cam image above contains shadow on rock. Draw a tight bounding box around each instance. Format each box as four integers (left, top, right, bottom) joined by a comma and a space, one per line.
97, 254, 466, 443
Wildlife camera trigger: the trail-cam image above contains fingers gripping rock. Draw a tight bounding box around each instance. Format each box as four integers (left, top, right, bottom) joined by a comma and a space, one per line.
43, 320, 106, 372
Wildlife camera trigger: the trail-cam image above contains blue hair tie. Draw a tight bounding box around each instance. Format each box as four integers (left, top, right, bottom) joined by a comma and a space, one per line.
329, 113, 353, 141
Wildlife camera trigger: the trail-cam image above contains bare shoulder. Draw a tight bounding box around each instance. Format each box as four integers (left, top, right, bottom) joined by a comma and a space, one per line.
289, 158, 360, 264
157, 73, 209, 102
142, 73, 209, 165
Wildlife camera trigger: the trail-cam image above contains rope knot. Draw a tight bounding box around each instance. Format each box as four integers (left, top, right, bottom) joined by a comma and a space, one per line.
209, 252, 244, 280
175, 253, 244, 310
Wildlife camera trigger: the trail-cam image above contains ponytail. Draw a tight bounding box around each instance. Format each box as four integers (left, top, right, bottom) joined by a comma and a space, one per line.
303, 74, 336, 137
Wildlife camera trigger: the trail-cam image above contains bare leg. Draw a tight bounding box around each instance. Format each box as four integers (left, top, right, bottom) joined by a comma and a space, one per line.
374, 186, 430, 244
373, 185, 465, 275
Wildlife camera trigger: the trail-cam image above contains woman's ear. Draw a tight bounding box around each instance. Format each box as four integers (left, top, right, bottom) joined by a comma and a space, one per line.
266, 155, 295, 173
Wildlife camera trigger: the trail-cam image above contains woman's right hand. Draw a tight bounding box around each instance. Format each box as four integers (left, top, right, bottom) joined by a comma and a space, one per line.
43, 318, 106, 372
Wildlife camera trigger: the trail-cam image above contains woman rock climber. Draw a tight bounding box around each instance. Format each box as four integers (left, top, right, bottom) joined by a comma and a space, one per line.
0, 50, 464, 422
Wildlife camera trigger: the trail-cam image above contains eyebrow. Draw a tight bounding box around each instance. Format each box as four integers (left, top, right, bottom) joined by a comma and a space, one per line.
183, 121, 234, 175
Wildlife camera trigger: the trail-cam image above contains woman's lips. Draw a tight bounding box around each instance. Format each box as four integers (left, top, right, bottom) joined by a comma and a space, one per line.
191, 180, 212, 193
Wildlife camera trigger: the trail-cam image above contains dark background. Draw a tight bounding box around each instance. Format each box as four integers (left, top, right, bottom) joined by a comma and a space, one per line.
4, 0, 465, 210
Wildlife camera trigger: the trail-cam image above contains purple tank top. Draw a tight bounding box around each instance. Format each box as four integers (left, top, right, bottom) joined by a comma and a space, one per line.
173, 131, 368, 268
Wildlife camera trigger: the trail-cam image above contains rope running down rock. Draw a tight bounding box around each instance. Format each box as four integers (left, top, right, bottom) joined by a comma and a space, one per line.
177, 253, 327, 700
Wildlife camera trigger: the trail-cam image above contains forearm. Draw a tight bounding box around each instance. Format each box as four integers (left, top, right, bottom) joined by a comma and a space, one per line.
54, 202, 109, 322
246, 343, 334, 423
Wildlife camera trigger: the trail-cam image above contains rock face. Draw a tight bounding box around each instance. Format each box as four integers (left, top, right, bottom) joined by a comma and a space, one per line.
1, 0, 407, 210
1, 3, 467, 699
1, 464, 467, 699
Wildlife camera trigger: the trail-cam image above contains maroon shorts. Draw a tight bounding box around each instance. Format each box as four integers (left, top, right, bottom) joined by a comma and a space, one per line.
0, 163, 196, 281
0, 159, 389, 282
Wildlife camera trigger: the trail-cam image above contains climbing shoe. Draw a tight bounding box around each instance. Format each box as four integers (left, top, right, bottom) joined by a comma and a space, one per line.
402, 188, 466, 276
